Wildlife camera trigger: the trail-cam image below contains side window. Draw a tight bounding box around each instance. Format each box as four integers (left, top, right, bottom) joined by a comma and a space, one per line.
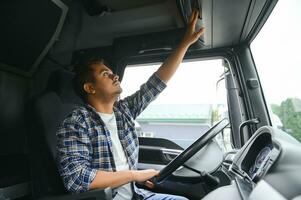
121, 59, 229, 149
251, 0, 301, 142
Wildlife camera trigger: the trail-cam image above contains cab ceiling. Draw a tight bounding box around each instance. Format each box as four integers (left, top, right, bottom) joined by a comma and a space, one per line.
75, 0, 269, 50
77, 0, 183, 49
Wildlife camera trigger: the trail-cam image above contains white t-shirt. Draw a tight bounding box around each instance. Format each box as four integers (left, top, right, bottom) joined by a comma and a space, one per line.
98, 112, 133, 200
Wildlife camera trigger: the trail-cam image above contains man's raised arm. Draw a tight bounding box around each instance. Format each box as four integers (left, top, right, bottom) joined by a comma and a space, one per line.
156, 10, 205, 83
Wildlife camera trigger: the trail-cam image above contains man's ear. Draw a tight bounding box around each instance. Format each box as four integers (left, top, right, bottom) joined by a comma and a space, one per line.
83, 83, 96, 94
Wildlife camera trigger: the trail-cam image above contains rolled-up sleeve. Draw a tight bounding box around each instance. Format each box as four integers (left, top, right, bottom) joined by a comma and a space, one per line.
56, 115, 97, 193
119, 72, 167, 119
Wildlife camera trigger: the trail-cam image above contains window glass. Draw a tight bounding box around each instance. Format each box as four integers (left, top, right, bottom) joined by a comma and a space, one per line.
121, 59, 229, 149
251, 0, 301, 142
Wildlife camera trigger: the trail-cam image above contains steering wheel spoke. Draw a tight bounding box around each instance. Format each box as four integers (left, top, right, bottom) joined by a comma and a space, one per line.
153, 118, 229, 184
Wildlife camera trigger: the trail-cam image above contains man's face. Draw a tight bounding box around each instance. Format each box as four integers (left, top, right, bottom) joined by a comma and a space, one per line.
85, 62, 122, 99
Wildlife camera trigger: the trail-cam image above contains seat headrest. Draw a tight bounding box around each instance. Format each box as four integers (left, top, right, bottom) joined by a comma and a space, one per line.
46, 69, 84, 105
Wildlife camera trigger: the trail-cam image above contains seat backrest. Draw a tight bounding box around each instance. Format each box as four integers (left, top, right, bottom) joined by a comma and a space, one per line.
28, 69, 84, 198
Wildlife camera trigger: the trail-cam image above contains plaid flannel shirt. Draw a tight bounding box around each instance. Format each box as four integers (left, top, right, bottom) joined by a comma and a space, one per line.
56, 73, 166, 199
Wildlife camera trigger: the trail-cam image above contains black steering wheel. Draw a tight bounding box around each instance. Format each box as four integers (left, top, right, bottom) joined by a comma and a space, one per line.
152, 118, 229, 184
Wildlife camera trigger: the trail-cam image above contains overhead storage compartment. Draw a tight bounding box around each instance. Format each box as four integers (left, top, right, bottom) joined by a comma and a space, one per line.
0, 0, 68, 76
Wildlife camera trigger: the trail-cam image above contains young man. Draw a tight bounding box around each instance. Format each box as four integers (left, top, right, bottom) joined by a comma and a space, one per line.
56, 10, 204, 200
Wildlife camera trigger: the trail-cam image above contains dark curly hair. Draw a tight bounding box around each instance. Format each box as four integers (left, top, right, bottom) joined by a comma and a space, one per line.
73, 57, 111, 100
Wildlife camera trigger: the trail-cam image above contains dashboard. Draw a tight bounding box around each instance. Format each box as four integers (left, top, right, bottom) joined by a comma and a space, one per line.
203, 126, 301, 200
230, 127, 281, 185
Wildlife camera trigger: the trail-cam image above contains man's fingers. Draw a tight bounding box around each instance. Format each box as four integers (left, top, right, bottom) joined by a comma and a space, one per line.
188, 11, 193, 23
188, 10, 200, 34
189, 10, 197, 23
197, 27, 205, 37
184, 10, 204, 45
144, 180, 155, 189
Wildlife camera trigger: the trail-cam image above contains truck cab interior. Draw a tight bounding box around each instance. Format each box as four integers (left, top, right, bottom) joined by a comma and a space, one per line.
1, 0, 301, 200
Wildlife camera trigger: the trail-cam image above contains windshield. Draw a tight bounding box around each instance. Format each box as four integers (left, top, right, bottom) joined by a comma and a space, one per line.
251, 0, 301, 142
121, 59, 229, 149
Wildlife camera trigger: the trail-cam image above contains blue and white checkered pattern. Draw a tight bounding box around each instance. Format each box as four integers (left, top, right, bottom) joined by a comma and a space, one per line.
56, 73, 166, 199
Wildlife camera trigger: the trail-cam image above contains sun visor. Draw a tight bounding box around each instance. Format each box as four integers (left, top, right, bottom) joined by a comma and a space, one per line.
0, 0, 68, 77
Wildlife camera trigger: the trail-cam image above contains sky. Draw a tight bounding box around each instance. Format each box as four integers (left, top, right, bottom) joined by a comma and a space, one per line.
251, 0, 301, 105
121, 0, 301, 107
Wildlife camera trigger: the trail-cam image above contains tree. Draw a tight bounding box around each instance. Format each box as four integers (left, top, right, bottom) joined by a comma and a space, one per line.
271, 98, 301, 142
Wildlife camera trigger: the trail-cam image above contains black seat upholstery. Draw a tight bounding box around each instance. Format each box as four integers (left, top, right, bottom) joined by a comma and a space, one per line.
28, 69, 107, 200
